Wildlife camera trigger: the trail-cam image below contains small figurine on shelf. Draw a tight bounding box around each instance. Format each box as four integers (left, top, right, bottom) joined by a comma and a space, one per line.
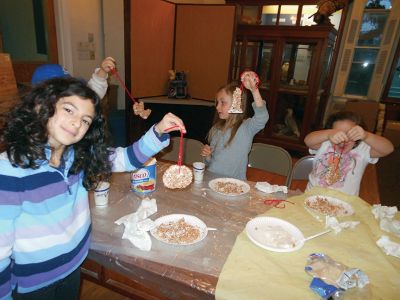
168, 70, 188, 99
284, 108, 300, 137
312, 0, 347, 25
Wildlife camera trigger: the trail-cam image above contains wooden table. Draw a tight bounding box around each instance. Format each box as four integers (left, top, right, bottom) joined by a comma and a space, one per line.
81, 162, 290, 299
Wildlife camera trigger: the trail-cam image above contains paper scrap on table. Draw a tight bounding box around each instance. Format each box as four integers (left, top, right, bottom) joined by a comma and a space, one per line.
115, 197, 157, 251
372, 204, 398, 220
376, 236, 400, 258
372, 204, 400, 236
255, 182, 288, 194
325, 216, 359, 234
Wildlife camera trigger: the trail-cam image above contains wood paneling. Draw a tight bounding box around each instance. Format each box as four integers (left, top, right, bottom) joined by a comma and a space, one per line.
0, 53, 20, 129
174, 5, 236, 100
131, 0, 175, 98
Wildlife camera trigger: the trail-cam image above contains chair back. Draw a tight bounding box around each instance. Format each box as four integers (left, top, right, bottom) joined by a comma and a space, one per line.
344, 100, 379, 132
248, 143, 292, 186
287, 155, 314, 188
157, 137, 204, 165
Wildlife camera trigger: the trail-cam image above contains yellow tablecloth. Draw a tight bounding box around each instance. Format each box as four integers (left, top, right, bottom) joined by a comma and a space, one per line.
216, 187, 400, 299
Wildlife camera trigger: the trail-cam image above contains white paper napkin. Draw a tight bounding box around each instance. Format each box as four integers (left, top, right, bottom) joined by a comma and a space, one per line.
325, 216, 360, 234
115, 198, 157, 251
372, 204, 398, 220
371, 204, 400, 236
376, 236, 400, 258
255, 182, 288, 194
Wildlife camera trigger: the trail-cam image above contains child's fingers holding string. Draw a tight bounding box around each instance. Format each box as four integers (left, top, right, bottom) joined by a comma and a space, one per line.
156, 113, 186, 134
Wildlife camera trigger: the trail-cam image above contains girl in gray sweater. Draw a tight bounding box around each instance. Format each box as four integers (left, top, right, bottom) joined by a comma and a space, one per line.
201, 71, 269, 180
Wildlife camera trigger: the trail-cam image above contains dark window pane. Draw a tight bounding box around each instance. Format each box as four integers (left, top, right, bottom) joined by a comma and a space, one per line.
358, 12, 388, 46
388, 60, 400, 98
365, 0, 392, 9
345, 48, 379, 96
258, 43, 273, 87
261, 5, 279, 25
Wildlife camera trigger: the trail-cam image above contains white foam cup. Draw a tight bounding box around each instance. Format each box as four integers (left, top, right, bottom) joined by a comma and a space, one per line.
193, 162, 205, 182
94, 181, 110, 206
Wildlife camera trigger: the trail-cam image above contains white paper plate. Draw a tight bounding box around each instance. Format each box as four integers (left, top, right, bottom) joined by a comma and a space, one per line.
208, 178, 250, 196
150, 214, 207, 245
246, 217, 305, 252
304, 195, 354, 217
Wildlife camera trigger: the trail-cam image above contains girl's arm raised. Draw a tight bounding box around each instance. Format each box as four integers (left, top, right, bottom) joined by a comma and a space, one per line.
241, 71, 263, 107
304, 129, 345, 150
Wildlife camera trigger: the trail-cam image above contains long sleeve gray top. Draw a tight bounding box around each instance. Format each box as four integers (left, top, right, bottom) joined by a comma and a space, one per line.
206, 101, 269, 180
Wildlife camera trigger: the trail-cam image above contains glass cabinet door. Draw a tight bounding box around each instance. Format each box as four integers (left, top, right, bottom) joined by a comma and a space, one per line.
272, 42, 316, 140
272, 93, 306, 140
231, 41, 274, 89
280, 43, 315, 88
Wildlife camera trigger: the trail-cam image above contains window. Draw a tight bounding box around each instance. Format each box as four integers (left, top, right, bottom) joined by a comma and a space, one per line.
387, 58, 400, 98
344, 2, 390, 96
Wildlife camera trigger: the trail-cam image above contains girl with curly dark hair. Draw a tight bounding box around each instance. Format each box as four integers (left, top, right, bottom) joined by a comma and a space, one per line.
0, 77, 185, 300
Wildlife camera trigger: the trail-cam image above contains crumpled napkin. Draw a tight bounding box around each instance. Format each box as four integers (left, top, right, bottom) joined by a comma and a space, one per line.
115, 198, 157, 251
376, 236, 400, 258
255, 182, 288, 194
325, 216, 360, 234
372, 204, 400, 236
372, 204, 398, 220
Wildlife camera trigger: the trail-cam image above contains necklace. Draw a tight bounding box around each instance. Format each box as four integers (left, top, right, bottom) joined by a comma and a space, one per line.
325, 143, 345, 185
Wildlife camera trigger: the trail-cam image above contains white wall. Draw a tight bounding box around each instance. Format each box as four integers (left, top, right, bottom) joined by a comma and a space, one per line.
103, 0, 125, 109
55, 0, 104, 80
55, 0, 125, 109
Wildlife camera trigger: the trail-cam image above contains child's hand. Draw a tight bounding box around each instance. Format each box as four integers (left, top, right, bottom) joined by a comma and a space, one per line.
241, 71, 259, 92
201, 144, 213, 157
347, 125, 366, 142
328, 130, 348, 145
96, 57, 116, 79
155, 113, 186, 134
101, 57, 116, 73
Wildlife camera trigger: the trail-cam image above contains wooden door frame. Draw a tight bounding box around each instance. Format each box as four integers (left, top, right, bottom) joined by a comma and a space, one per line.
12, 0, 58, 83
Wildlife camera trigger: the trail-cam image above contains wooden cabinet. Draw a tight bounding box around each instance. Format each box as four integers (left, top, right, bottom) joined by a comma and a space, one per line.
226, 1, 349, 153
231, 24, 337, 153
127, 97, 215, 144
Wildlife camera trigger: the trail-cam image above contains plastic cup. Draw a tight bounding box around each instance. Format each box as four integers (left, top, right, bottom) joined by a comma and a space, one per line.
94, 181, 110, 206
193, 162, 205, 182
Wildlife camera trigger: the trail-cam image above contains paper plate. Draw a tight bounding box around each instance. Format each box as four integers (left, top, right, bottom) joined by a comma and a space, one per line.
150, 214, 207, 245
208, 178, 250, 196
246, 217, 305, 252
304, 195, 354, 217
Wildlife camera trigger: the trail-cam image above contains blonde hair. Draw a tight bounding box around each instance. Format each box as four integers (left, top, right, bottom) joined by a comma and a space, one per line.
207, 82, 249, 147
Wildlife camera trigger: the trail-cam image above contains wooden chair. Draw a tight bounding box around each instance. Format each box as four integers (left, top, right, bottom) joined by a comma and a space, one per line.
157, 137, 204, 165
344, 100, 380, 133
247, 143, 292, 186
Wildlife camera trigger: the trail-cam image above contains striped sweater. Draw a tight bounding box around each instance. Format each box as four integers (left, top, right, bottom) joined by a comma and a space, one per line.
0, 126, 169, 299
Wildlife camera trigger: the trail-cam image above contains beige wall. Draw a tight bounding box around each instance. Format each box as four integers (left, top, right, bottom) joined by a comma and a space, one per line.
103, 0, 125, 109
55, 0, 104, 81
